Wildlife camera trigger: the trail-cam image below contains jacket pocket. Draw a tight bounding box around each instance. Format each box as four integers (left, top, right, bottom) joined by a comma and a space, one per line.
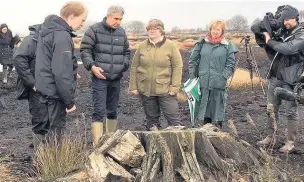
155, 77, 171, 94
211, 74, 227, 90
136, 74, 146, 93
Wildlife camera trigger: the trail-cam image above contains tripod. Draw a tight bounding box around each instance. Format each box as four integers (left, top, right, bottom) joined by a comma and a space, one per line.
240, 35, 266, 95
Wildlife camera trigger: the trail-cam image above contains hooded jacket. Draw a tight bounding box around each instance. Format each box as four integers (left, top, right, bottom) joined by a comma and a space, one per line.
13, 24, 41, 99
35, 16, 77, 109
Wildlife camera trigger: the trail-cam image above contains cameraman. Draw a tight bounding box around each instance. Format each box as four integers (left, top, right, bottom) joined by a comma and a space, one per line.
257, 5, 304, 153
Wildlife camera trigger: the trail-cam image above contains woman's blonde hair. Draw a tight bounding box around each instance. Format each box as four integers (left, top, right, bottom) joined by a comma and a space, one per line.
146, 19, 165, 35
60, 1, 87, 18
208, 20, 226, 35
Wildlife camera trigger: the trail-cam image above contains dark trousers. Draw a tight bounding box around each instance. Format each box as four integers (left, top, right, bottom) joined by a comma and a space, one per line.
37, 94, 67, 137
267, 77, 298, 141
92, 77, 120, 122
28, 90, 48, 135
140, 94, 182, 129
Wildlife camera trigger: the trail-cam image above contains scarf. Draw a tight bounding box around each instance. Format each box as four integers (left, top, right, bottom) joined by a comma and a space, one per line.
206, 33, 224, 44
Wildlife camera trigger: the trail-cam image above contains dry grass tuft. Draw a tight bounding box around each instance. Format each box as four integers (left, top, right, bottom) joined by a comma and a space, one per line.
227, 119, 239, 138
33, 133, 88, 181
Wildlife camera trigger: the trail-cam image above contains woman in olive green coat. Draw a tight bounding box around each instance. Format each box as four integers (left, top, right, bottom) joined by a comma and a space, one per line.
188, 20, 238, 127
129, 19, 183, 130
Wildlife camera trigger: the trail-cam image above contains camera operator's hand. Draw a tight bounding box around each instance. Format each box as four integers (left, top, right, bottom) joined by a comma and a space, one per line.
263, 32, 271, 43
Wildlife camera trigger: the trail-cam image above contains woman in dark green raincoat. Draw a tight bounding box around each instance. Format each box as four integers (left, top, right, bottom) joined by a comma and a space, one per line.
188, 20, 238, 128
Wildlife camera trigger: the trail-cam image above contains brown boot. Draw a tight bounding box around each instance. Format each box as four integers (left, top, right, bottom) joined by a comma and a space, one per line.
257, 136, 276, 145
279, 140, 294, 153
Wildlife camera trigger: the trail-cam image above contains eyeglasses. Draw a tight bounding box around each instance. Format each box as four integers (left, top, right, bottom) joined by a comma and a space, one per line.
147, 27, 159, 31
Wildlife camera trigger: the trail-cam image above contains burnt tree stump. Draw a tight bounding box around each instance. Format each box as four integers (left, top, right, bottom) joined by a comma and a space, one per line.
56, 125, 289, 182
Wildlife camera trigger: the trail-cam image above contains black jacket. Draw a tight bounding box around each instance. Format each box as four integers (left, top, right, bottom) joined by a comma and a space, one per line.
0, 24, 21, 64
35, 16, 77, 109
13, 24, 41, 99
80, 17, 130, 81
267, 23, 304, 84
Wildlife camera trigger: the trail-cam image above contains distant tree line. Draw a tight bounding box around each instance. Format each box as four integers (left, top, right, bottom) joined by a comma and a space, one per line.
76, 10, 304, 35
171, 14, 252, 33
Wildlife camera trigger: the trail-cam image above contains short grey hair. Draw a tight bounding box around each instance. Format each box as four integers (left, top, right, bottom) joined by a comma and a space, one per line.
107, 5, 125, 16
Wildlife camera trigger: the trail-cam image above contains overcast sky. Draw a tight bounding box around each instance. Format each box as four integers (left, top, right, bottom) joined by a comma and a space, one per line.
1, 0, 304, 36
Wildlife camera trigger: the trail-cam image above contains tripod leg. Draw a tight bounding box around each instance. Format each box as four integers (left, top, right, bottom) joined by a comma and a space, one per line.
245, 44, 255, 92
248, 45, 266, 95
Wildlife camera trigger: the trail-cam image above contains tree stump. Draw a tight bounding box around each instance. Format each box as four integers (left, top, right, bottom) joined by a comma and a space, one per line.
89, 152, 135, 181
132, 124, 287, 182
79, 125, 289, 182
95, 130, 145, 168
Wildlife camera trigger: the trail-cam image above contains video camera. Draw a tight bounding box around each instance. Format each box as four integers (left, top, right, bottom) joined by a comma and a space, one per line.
251, 5, 287, 47
262, 5, 286, 39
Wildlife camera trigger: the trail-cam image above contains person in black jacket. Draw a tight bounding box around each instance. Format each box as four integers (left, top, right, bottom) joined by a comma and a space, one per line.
13, 14, 57, 148
80, 5, 130, 145
0, 24, 21, 83
257, 5, 304, 153
35, 1, 87, 141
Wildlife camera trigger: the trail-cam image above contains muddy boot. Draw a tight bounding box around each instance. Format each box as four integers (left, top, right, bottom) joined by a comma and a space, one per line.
33, 133, 45, 149
106, 118, 117, 135
216, 121, 223, 129
91, 122, 103, 147
2, 69, 7, 83
257, 135, 276, 145
279, 140, 294, 153
203, 117, 212, 125
148, 124, 162, 131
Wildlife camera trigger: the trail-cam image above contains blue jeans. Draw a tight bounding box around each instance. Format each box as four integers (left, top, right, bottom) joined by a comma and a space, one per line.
92, 77, 120, 122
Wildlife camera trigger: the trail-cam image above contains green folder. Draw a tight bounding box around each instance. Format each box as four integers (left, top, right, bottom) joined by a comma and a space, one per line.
182, 78, 201, 127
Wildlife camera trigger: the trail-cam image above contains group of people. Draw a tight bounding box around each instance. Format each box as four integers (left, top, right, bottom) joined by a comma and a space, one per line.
9, 1, 304, 154
11, 1, 237, 149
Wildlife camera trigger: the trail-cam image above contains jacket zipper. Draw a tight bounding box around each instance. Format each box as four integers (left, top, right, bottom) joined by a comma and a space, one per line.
111, 30, 114, 78
206, 45, 212, 89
